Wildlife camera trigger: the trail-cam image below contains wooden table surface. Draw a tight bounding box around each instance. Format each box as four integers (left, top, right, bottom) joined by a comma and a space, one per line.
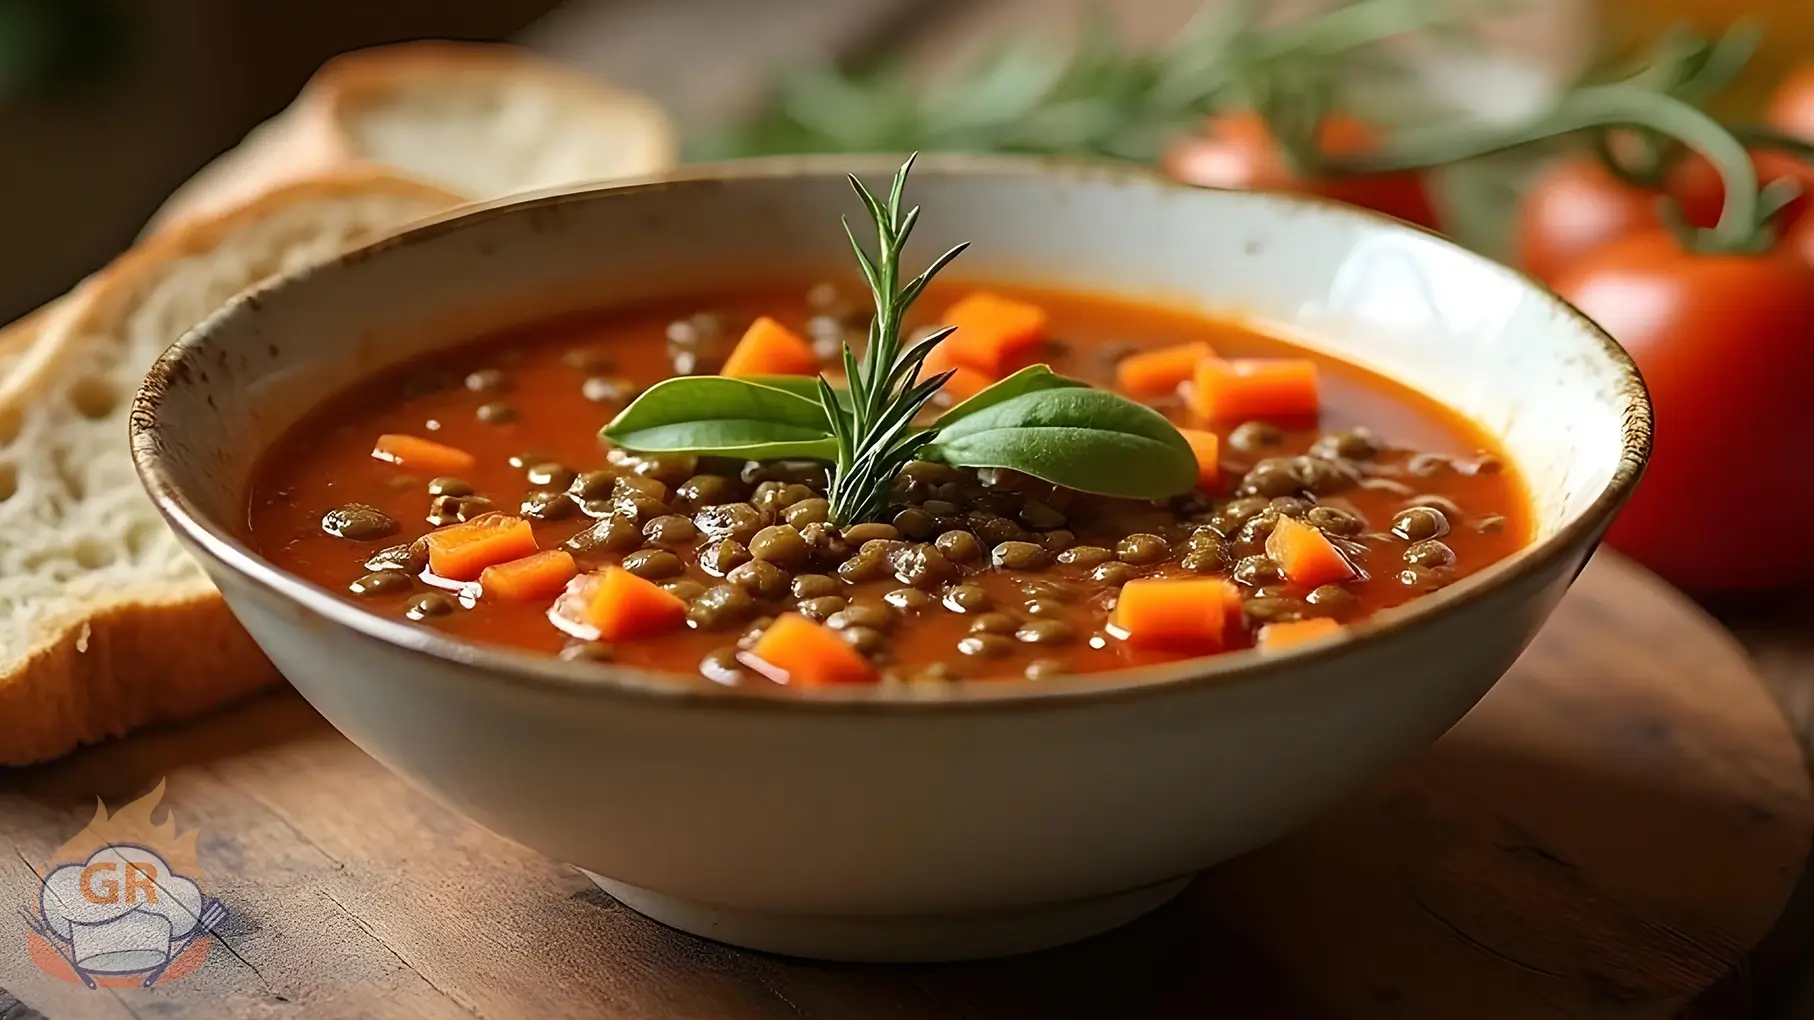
4, 554, 1808, 1020
1715, 590, 1814, 1016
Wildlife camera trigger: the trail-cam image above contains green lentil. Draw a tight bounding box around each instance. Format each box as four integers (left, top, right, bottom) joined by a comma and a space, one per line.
349, 571, 412, 596
798, 595, 847, 622
465, 368, 508, 393
688, 585, 756, 630
621, 549, 684, 580
728, 558, 791, 598
790, 573, 841, 599
673, 474, 741, 508
957, 634, 1014, 658
321, 504, 398, 541
1115, 534, 1170, 565
884, 588, 933, 612
1016, 619, 1075, 645
842, 522, 901, 544
568, 470, 619, 501
828, 601, 897, 631
565, 514, 643, 555
942, 584, 993, 613
476, 402, 517, 423
698, 539, 752, 577
520, 489, 575, 521
365, 543, 426, 573
969, 612, 1019, 635
893, 507, 936, 540
1232, 555, 1283, 586
840, 626, 890, 656
784, 499, 831, 527
1090, 561, 1139, 586
934, 530, 983, 563
1057, 545, 1114, 569
405, 593, 455, 621
1018, 500, 1066, 530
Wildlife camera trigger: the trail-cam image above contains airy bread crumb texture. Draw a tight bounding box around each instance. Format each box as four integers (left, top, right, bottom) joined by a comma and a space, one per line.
0, 172, 461, 765
344, 59, 676, 198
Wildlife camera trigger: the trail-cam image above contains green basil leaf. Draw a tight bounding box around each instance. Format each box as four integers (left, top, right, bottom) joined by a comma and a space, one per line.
922, 388, 1197, 500
933, 364, 1089, 427
745, 375, 853, 411
601, 377, 837, 459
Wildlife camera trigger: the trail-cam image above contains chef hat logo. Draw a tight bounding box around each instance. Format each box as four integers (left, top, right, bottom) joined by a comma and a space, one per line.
21, 781, 227, 988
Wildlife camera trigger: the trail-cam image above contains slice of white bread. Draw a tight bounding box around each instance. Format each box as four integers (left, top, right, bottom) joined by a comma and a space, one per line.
144, 40, 675, 235
0, 170, 464, 765
0, 298, 66, 381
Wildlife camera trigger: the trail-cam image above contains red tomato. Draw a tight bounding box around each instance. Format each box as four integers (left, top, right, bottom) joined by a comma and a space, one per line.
1514, 153, 1665, 287
1669, 149, 1814, 232
1766, 63, 1814, 140
1162, 112, 1441, 231
1552, 232, 1814, 591
1787, 209, 1814, 266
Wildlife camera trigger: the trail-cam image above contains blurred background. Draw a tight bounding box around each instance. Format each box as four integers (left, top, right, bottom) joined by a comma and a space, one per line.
4, 0, 1811, 323
5, 2, 1814, 1010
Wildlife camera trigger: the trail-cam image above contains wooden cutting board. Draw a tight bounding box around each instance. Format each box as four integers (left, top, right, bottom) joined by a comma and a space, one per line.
0, 551, 1808, 1020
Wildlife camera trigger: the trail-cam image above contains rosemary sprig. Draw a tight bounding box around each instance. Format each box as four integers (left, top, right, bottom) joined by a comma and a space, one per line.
824, 153, 968, 525
693, 0, 1460, 163
599, 160, 1200, 518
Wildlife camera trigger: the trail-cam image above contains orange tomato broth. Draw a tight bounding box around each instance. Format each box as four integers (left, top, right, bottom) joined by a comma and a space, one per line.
247, 281, 1531, 683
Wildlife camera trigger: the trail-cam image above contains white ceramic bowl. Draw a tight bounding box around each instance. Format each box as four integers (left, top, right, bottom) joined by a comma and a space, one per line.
131, 156, 1649, 962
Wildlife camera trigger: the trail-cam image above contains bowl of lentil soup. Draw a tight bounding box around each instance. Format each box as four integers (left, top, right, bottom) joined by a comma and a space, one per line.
132, 155, 1648, 961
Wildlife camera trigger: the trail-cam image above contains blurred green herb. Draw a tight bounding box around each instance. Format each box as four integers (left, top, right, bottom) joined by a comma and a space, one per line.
692, 0, 1461, 162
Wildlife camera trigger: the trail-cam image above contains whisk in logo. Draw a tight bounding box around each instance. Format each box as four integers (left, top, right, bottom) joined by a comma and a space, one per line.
20, 780, 227, 988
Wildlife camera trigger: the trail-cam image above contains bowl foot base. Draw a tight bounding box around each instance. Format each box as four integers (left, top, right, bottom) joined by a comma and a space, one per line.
580, 871, 1194, 962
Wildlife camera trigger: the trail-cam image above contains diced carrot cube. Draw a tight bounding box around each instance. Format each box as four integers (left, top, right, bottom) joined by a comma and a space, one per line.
740, 613, 879, 686
1189, 358, 1320, 423
1116, 342, 1214, 397
938, 292, 1048, 375
372, 433, 476, 475
1265, 516, 1355, 588
1178, 428, 1220, 492
721, 316, 819, 377
480, 549, 578, 603
1109, 578, 1241, 651
583, 567, 688, 641
1257, 617, 1343, 650
422, 514, 537, 581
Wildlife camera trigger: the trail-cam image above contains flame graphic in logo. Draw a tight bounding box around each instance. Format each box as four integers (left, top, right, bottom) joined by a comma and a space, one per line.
24, 781, 219, 987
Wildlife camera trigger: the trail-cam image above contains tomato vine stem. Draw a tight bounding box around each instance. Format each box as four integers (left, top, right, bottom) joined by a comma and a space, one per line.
1593, 22, 1761, 187
1731, 124, 1814, 162
1335, 82, 1765, 253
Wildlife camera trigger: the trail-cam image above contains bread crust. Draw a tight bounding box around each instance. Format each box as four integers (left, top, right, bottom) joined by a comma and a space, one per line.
0, 296, 65, 379
313, 39, 676, 160
137, 109, 347, 240
143, 41, 675, 235
0, 170, 463, 766
6, 169, 464, 406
